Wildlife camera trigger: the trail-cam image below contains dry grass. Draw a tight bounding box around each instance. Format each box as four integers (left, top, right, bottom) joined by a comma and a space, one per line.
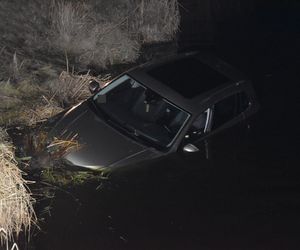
0, 128, 36, 243
49, 70, 110, 106
0, 56, 111, 126
50, 1, 141, 68
0, 81, 22, 110
19, 96, 64, 126
0, 79, 41, 100
0, 75, 46, 126
128, 0, 180, 43
47, 134, 81, 159
0, 0, 180, 75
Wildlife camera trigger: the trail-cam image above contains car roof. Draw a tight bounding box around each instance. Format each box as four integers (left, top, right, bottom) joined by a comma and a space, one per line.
126, 52, 248, 115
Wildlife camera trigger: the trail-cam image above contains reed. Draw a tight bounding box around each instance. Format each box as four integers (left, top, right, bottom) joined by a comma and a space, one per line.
0, 128, 36, 243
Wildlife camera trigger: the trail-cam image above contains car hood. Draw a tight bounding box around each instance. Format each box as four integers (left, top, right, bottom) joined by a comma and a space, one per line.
49, 101, 154, 169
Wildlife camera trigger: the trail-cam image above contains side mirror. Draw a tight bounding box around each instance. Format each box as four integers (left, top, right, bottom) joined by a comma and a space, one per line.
183, 143, 199, 153
89, 80, 100, 94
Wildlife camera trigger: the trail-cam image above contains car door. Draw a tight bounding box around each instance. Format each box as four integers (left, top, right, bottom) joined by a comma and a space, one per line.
178, 108, 213, 167
204, 90, 253, 168
180, 90, 252, 167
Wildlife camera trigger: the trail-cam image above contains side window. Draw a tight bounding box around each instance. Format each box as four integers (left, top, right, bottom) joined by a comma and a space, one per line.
237, 92, 250, 114
212, 94, 236, 129
212, 91, 250, 129
185, 109, 210, 142
183, 91, 250, 143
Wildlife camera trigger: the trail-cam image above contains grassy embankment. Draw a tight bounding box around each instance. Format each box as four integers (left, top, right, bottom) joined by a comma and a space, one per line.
0, 0, 180, 244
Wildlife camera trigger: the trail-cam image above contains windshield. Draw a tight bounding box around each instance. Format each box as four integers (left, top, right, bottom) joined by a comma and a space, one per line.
93, 75, 190, 149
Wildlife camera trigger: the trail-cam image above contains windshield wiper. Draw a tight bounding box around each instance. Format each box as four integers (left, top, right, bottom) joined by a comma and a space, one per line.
103, 117, 143, 142
123, 124, 160, 146
116, 121, 160, 147
122, 123, 138, 135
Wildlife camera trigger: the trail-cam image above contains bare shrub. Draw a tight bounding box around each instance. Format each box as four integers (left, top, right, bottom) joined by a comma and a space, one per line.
19, 96, 64, 126
0, 128, 36, 243
0, 78, 43, 125
0, 80, 22, 109
49, 70, 110, 106
0, 54, 44, 101
50, 1, 140, 68
128, 0, 180, 43
0, 57, 110, 126
0, 0, 180, 73
14, 70, 110, 126
50, 1, 91, 54
0, 55, 61, 126
91, 0, 180, 43
49, 0, 179, 67
76, 23, 140, 67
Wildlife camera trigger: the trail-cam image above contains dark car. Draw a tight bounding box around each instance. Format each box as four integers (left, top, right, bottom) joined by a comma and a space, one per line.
48, 52, 259, 170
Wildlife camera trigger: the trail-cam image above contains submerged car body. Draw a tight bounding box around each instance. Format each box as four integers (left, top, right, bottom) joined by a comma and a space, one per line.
49, 52, 259, 170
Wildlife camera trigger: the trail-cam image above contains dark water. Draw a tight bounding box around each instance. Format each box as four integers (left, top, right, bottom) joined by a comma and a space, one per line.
11, 2, 300, 249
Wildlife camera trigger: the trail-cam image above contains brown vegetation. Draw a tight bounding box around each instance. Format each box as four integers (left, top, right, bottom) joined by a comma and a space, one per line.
49, 70, 110, 106
0, 58, 110, 126
0, 0, 180, 75
128, 0, 180, 43
0, 128, 36, 243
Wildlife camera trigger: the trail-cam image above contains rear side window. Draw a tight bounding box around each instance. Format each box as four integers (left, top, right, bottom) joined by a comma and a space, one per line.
212, 92, 250, 129
237, 92, 250, 114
